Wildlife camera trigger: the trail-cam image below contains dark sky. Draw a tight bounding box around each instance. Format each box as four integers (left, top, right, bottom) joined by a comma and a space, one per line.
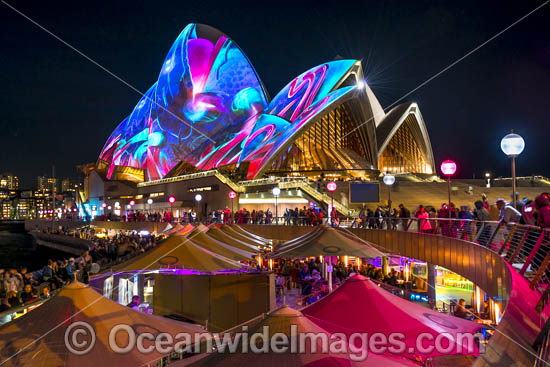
2, 0, 549, 187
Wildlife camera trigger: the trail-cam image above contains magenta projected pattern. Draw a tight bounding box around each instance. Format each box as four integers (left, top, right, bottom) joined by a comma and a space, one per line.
99, 24, 359, 180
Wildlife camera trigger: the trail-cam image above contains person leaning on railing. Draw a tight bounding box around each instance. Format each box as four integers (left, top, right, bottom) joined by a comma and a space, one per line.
473, 201, 491, 247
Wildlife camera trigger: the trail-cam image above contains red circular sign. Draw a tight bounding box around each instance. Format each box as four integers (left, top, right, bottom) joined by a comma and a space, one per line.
228, 191, 237, 199
440, 160, 457, 176
326, 181, 337, 192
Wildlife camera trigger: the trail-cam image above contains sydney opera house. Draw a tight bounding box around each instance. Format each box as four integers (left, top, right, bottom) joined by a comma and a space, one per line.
96, 23, 434, 182
84, 23, 436, 215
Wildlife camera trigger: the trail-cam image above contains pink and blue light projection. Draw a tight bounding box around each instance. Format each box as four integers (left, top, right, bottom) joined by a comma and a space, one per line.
99, 24, 268, 180
99, 24, 359, 180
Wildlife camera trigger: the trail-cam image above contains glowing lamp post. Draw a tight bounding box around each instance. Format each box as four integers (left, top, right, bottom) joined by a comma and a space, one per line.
383, 174, 395, 209
228, 191, 237, 224
501, 131, 525, 209
272, 187, 281, 224
195, 194, 202, 221
129, 200, 135, 211
168, 196, 176, 220
440, 160, 457, 218
326, 181, 337, 225
147, 198, 153, 213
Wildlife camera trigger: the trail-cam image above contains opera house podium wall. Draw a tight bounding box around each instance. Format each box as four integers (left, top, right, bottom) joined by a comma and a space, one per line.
240, 224, 547, 367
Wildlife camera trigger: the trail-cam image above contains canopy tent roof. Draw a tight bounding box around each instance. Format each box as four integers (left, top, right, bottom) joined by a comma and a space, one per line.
184, 229, 255, 262
177, 223, 196, 236
166, 223, 187, 235
231, 225, 272, 245
0, 281, 205, 367
173, 305, 419, 366
302, 275, 482, 361
160, 222, 174, 233
218, 225, 272, 248
271, 226, 384, 258
114, 235, 245, 273
207, 226, 262, 253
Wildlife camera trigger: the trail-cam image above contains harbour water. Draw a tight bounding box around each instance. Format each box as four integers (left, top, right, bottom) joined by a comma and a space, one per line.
0, 231, 71, 271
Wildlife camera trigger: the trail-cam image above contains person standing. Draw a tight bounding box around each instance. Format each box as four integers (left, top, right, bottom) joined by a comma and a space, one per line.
496, 199, 521, 224
417, 206, 431, 233
474, 200, 491, 247
398, 204, 410, 231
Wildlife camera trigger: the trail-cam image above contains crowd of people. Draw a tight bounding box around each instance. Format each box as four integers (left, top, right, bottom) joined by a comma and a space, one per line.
96, 210, 199, 223
352, 192, 550, 232
272, 258, 486, 320
272, 258, 414, 305
0, 257, 81, 323
0, 228, 162, 324
95, 191, 550, 231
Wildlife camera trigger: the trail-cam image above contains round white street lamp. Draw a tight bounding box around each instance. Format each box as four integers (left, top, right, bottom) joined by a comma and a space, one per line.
501, 131, 525, 208
383, 174, 395, 186
383, 174, 395, 210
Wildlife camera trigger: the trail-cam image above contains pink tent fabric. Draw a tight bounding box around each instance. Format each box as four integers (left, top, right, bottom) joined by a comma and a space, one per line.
176, 223, 195, 236
302, 275, 482, 362
166, 223, 186, 235
173, 306, 419, 366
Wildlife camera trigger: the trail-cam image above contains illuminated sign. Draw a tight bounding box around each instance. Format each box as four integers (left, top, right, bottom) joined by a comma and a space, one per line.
187, 185, 219, 193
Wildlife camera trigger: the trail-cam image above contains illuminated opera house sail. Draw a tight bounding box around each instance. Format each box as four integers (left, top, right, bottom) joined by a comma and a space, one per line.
98, 23, 435, 183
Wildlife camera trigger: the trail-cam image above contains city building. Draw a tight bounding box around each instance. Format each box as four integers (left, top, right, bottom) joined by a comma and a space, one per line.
0, 173, 19, 190
61, 178, 79, 193
37, 176, 58, 192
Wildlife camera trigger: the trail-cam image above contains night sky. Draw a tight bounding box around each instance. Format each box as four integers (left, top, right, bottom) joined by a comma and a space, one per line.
2, 0, 549, 187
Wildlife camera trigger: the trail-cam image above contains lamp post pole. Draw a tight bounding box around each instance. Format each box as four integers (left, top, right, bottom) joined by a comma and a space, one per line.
383, 175, 395, 209
382, 175, 395, 228
52, 165, 55, 229
326, 181, 337, 226
511, 156, 516, 209
195, 194, 202, 222
501, 131, 525, 210
228, 191, 237, 224
440, 160, 457, 219
272, 187, 280, 224
275, 195, 278, 223
147, 198, 153, 214
168, 196, 176, 222
447, 175, 451, 218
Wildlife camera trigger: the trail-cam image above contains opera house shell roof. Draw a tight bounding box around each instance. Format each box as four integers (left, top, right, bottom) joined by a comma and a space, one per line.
98, 23, 435, 182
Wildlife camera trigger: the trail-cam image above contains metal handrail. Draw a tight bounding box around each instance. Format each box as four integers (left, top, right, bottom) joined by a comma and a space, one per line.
533, 317, 550, 367
278, 181, 355, 216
